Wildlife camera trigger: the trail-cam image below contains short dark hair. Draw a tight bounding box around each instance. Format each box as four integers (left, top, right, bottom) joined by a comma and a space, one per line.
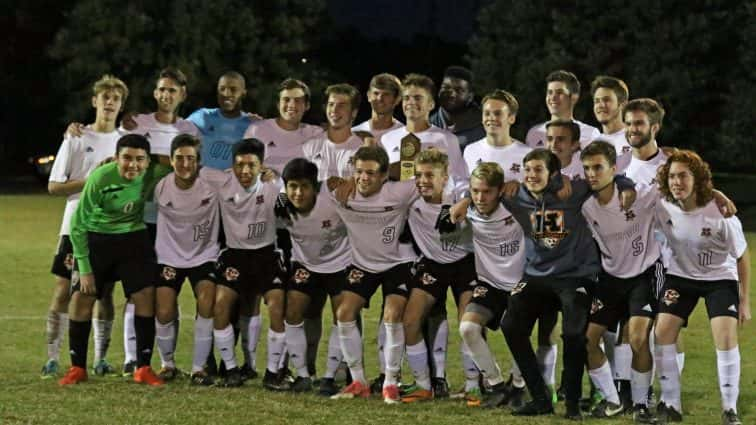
369, 73, 402, 97
219, 70, 246, 87
279, 78, 311, 103
402, 73, 435, 99
158, 67, 187, 87
623, 98, 666, 128
546, 70, 580, 95
443, 65, 473, 83
116, 134, 150, 156
282, 158, 319, 188
232, 138, 265, 163
523, 148, 561, 177
580, 140, 617, 166
546, 119, 581, 142
353, 146, 389, 173
170, 134, 201, 160
590, 75, 628, 103
325, 83, 361, 111
481, 89, 519, 116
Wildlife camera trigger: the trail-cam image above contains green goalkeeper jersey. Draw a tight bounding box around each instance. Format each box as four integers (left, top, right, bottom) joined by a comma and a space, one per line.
70, 161, 170, 274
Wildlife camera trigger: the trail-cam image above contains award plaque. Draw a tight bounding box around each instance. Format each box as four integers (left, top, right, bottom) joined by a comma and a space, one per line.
400, 133, 421, 181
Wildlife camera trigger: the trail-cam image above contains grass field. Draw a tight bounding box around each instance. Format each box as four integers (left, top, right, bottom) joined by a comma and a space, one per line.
1, 194, 754, 425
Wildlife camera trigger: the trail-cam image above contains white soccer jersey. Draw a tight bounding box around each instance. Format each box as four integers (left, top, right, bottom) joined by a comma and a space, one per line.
466, 204, 526, 290
561, 152, 585, 180
597, 129, 631, 172
218, 174, 282, 250
380, 125, 468, 181
582, 183, 661, 278
624, 149, 667, 186
49, 127, 121, 235
244, 118, 324, 175
655, 199, 747, 282
302, 133, 362, 180
525, 119, 601, 149
286, 186, 351, 273
463, 139, 531, 181
333, 180, 419, 273
154, 167, 223, 268
352, 119, 403, 145
408, 180, 473, 264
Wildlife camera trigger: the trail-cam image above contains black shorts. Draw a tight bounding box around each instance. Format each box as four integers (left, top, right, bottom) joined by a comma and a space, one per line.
343, 262, 412, 308
412, 254, 477, 302
156, 262, 218, 294
216, 246, 281, 295
71, 230, 156, 299
286, 262, 345, 298
658, 275, 740, 321
466, 280, 510, 330
590, 266, 658, 329
50, 235, 75, 279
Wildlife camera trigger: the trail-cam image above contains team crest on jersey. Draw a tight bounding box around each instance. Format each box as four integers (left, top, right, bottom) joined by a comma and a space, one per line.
510, 164, 521, 174
537, 140, 544, 146
62, 253, 74, 271
321, 220, 331, 229
313, 153, 323, 159
347, 156, 355, 166
224, 267, 240, 282
701, 227, 712, 237
415, 207, 421, 214
200, 197, 211, 206
666, 219, 673, 226
591, 298, 604, 315
392, 146, 400, 152
592, 220, 600, 227
420, 272, 437, 286
161, 266, 177, 281
472, 286, 488, 298
622, 146, 631, 154
384, 206, 394, 212
625, 210, 636, 221
504, 215, 515, 226
256, 195, 265, 205
85, 146, 94, 153
267, 141, 276, 147
347, 269, 364, 284
293, 268, 311, 284
662, 289, 680, 306
510, 281, 527, 295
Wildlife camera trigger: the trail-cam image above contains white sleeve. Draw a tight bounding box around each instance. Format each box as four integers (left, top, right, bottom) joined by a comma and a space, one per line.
243, 122, 257, 139
724, 216, 748, 259
49, 138, 73, 183
445, 134, 468, 181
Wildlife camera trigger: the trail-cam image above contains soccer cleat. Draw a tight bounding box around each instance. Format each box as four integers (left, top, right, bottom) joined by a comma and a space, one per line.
189, 370, 214, 386
318, 378, 339, 397
431, 377, 449, 398
204, 355, 218, 377
263, 369, 291, 391
92, 359, 117, 377
41, 359, 60, 379
157, 366, 179, 382
565, 401, 584, 421
58, 366, 87, 386
512, 398, 554, 416
464, 387, 483, 407
656, 402, 682, 423
122, 360, 137, 377
382, 384, 401, 404
133, 366, 164, 386
508, 385, 526, 409
591, 399, 624, 418
481, 381, 510, 409
369, 373, 385, 395
239, 363, 258, 381
218, 367, 243, 388
632, 404, 657, 424
291, 376, 313, 392
580, 386, 604, 412
556, 383, 566, 402
618, 380, 633, 413
277, 367, 296, 384
330, 380, 370, 399
400, 385, 433, 403
721, 409, 742, 425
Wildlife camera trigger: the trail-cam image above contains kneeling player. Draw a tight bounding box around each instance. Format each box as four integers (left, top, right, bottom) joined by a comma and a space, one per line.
653, 150, 750, 425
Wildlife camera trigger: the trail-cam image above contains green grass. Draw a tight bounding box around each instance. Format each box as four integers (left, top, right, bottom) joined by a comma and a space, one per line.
0, 194, 754, 424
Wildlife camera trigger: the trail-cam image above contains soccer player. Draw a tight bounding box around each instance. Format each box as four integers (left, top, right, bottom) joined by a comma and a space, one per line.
463, 89, 531, 182
212, 139, 288, 390
456, 162, 528, 408
352, 73, 403, 145
277, 158, 351, 393
429, 65, 485, 151
329, 146, 418, 404
43, 74, 126, 378
591, 76, 631, 165
526, 70, 601, 149
59, 134, 169, 386
546, 119, 584, 180
399, 150, 474, 403
188, 71, 256, 170
380, 73, 468, 181
152, 135, 223, 385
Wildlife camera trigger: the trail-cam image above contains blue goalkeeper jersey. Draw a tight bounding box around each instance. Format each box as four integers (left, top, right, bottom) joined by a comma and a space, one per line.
187, 108, 256, 170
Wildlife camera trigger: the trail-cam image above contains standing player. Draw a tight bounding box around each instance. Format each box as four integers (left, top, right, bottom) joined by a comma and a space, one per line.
463, 89, 531, 183
352, 73, 403, 145
152, 135, 222, 385
429, 65, 485, 151
329, 146, 418, 404
188, 71, 256, 170
653, 150, 749, 425
591, 76, 631, 168
42, 75, 126, 378
59, 134, 169, 386
526, 70, 601, 149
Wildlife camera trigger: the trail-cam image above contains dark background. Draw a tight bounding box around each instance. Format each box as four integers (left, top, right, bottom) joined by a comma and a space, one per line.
2, 0, 754, 178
